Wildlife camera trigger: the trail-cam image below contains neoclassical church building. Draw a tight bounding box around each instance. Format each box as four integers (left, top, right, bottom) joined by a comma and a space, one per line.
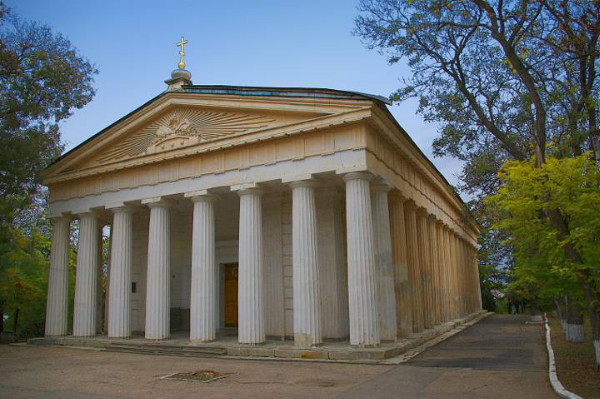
42, 47, 481, 350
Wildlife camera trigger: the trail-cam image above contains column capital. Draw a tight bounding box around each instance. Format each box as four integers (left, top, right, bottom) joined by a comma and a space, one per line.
282, 173, 313, 184
388, 189, 407, 202
371, 181, 393, 193
288, 178, 319, 190
416, 207, 429, 217
141, 197, 173, 209
235, 187, 263, 197
185, 190, 216, 203
50, 215, 73, 223
342, 171, 373, 183
427, 213, 438, 221
403, 199, 418, 211
106, 203, 137, 214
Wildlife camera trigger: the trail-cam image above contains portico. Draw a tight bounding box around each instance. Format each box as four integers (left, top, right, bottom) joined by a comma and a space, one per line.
42, 67, 482, 351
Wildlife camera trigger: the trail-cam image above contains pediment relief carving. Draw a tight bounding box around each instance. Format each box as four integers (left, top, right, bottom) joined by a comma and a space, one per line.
96, 109, 275, 163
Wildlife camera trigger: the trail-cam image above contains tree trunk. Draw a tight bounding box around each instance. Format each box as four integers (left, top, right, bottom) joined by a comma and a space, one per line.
565, 298, 584, 343
12, 307, 19, 335
582, 282, 600, 369
553, 297, 566, 329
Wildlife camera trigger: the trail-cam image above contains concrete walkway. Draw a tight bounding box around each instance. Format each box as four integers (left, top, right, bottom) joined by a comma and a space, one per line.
336, 314, 559, 398
0, 315, 558, 398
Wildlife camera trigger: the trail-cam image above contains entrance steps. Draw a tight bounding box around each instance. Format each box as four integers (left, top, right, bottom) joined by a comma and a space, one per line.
28, 310, 490, 362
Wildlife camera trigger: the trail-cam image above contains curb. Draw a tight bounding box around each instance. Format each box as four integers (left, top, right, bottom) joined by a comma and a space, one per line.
544, 313, 583, 399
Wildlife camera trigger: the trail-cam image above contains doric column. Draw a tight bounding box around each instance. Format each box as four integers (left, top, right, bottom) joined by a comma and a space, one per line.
473, 244, 483, 310
457, 237, 469, 315
187, 192, 216, 342
143, 198, 171, 340
237, 187, 265, 344
427, 215, 440, 325
416, 208, 433, 329
453, 233, 463, 317
290, 179, 321, 347
371, 182, 397, 341
107, 206, 134, 338
45, 217, 71, 336
389, 191, 412, 337
73, 212, 100, 337
437, 222, 450, 323
450, 231, 460, 319
404, 200, 423, 332
343, 172, 379, 347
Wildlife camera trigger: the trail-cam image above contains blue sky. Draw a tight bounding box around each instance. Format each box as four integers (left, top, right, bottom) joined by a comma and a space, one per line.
9, 0, 464, 188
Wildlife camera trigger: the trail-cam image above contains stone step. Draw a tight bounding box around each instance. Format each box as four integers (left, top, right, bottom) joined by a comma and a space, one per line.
105, 343, 227, 358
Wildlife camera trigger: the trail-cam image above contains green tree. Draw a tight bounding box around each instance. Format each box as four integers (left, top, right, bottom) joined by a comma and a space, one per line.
489, 154, 600, 356
355, 0, 600, 365
0, 6, 97, 334
0, 226, 50, 337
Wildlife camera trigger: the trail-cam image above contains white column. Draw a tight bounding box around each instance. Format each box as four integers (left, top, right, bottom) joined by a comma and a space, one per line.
404, 201, 423, 332
427, 215, 440, 325
143, 198, 171, 340
188, 192, 216, 342
73, 212, 100, 337
237, 188, 265, 344
343, 172, 379, 347
290, 180, 322, 347
45, 217, 71, 336
437, 222, 449, 323
389, 192, 412, 337
371, 183, 397, 341
107, 206, 134, 338
416, 209, 433, 329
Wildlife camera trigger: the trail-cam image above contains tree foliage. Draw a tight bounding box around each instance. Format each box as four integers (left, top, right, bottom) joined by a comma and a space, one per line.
355, 0, 599, 194
355, 0, 600, 364
488, 154, 599, 305
0, 8, 97, 216
0, 7, 96, 336
0, 226, 50, 337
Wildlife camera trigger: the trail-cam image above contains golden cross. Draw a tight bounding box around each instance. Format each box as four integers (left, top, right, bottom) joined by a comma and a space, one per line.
176, 36, 189, 69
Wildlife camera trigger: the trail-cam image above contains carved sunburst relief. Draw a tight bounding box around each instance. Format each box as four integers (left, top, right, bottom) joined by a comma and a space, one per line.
97, 109, 274, 163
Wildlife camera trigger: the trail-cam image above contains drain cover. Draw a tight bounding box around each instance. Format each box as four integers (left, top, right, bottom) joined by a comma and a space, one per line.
162, 370, 230, 383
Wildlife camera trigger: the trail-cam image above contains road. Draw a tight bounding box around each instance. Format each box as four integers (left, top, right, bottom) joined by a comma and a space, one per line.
336, 314, 558, 398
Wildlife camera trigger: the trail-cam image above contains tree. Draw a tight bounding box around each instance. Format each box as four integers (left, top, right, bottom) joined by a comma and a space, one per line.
489, 154, 600, 341
0, 6, 97, 334
355, 0, 600, 366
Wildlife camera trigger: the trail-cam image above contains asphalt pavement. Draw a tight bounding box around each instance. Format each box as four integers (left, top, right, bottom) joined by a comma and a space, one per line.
335, 314, 559, 398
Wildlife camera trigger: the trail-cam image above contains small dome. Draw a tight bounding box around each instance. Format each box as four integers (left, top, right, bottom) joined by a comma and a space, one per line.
171, 68, 192, 81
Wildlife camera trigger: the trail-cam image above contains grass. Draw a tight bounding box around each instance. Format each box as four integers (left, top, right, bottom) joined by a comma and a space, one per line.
548, 316, 600, 399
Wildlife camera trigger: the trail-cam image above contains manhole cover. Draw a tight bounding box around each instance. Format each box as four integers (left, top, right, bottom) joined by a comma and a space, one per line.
162, 370, 230, 383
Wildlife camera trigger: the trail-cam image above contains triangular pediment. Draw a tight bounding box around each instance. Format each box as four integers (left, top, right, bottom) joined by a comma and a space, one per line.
43, 90, 375, 183
95, 108, 279, 164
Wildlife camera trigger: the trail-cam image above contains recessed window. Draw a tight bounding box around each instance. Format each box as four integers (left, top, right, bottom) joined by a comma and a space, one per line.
132, 282, 137, 293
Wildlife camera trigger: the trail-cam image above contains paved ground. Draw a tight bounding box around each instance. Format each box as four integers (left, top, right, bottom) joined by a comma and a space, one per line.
0, 314, 558, 398
336, 314, 559, 398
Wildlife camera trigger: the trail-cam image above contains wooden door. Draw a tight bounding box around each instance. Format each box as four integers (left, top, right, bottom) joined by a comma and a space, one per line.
224, 263, 238, 327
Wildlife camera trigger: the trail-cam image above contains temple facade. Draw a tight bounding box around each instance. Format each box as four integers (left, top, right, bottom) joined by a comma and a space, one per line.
42, 68, 481, 348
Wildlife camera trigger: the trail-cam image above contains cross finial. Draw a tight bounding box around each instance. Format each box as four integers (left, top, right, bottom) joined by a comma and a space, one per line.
176, 36, 189, 70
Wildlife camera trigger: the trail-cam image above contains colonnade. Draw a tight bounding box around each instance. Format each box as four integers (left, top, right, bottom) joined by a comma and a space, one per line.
44, 172, 481, 348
